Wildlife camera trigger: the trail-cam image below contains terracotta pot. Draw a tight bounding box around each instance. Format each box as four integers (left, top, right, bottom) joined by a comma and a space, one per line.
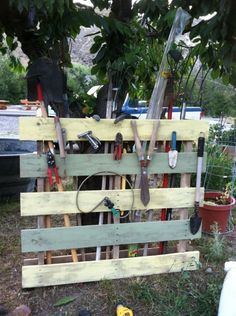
199, 192, 235, 233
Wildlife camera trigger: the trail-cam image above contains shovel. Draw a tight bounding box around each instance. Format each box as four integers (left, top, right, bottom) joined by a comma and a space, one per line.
168, 131, 178, 168
190, 133, 205, 234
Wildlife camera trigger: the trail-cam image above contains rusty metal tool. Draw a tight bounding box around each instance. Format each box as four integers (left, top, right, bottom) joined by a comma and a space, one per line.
113, 132, 123, 160
78, 130, 101, 150
131, 120, 160, 206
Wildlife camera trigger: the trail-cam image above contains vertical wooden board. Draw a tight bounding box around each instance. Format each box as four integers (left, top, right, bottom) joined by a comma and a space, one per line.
36, 138, 45, 264
19, 117, 209, 141
22, 251, 200, 288
178, 141, 193, 252
21, 187, 204, 216
20, 152, 207, 178
21, 220, 201, 253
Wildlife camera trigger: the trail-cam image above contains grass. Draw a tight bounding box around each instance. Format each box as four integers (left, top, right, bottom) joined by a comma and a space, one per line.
0, 200, 233, 315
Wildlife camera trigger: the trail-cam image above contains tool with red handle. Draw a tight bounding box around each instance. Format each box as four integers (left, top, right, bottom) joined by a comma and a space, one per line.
46, 150, 60, 186
113, 132, 123, 160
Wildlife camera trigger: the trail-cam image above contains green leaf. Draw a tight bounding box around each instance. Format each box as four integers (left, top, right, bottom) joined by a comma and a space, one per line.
6, 36, 13, 49
53, 296, 77, 307
93, 46, 107, 63
222, 73, 230, 85
91, 64, 100, 75
211, 68, 220, 80
57, 0, 65, 17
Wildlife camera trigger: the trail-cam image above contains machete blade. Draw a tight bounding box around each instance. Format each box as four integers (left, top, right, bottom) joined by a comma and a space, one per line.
140, 167, 150, 207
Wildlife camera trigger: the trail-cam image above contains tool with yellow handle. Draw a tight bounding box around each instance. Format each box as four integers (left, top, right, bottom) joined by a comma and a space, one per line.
116, 304, 133, 316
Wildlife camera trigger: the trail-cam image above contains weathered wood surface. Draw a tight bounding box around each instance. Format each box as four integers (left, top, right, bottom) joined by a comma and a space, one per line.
21, 220, 201, 253
178, 141, 193, 253
19, 117, 209, 141
22, 251, 200, 288
21, 187, 204, 216
23, 247, 176, 265
20, 152, 207, 178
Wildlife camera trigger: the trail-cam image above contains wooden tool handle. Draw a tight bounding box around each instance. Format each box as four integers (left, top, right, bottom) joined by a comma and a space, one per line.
147, 120, 160, 160
54, 117, 66, 159
131, 120, 143, 160
37, 84, 77, 263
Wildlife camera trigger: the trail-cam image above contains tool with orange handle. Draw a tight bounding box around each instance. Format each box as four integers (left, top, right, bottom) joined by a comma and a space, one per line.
37, 83, 78, 263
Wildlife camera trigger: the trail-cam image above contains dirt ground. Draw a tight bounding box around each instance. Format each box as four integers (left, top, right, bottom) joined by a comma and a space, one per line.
0, 200, 236, 316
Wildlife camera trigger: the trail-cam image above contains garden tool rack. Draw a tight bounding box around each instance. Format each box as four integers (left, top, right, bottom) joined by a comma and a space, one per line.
19, 117, 208, 288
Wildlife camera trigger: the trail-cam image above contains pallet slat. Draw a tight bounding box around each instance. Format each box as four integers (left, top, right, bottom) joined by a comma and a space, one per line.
21, 187, 204, 216
21, 220, 201, 253
19, 118, 209, 141
20, 152, 207, 178
22, 251, 200, 288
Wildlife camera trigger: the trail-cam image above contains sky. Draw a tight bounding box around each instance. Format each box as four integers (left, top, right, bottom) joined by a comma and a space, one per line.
73, 1, 216, 21
73, 0, 137, 6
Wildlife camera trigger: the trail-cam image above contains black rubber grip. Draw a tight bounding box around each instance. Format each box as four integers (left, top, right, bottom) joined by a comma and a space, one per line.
197, 136, 205, 157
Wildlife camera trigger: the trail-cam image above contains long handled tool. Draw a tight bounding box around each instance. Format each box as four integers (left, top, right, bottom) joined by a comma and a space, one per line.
37, 83, 78, 262
96, 80, 113, 261
131, 120, 160, 206
190, 132, 205, 234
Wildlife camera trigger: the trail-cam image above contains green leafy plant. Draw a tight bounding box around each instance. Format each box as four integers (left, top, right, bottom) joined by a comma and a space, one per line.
0, 54, 26, 103
208, 223, 227, 262
204, 143, 233, 192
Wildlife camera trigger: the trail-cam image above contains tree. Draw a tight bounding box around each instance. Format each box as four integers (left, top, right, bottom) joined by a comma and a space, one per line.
0, 0, 235, 109
0, 55, 26, 103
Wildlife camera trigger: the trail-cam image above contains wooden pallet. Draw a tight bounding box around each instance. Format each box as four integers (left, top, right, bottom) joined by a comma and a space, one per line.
19, 118, 208, 288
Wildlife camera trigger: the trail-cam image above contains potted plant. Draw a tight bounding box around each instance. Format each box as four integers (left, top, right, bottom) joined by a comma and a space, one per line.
199, 188, 235, 233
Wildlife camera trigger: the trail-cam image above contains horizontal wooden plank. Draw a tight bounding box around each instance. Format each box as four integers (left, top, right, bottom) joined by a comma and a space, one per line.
23, 247, 177, 265
20, 152, 207, 178
21, 220, 201, 253
19, 117, 209, 141
22, 251, 200, 288
21, 187, 204, 215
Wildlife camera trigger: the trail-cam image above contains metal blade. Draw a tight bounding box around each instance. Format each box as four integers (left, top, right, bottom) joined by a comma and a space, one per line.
140, 167, 150, 207
168, 149, 178, 168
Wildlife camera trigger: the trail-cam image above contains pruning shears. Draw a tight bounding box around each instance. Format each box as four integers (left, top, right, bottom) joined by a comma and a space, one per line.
131, 120, 160, 206
46, 150, 60, 186
113, 132, 123, 160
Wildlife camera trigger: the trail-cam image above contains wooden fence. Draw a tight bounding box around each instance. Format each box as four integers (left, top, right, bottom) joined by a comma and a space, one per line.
19, 117, 208, 288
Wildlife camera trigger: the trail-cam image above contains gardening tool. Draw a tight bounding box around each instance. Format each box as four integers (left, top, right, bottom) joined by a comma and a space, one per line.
120, 148, 127, 217
114, 113, 133, 124
131, 120, 160, 206
46, 149, 60, 186
113, 132, 123, 160
116, 304, 133, 316
37, 83, 78, 263
103, 197, 119, 217
54, 116, 66, 159
190, 132, 205, 234
96, 79, 113, 261
168, 131, 178, 168
78, 131, 101, 150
